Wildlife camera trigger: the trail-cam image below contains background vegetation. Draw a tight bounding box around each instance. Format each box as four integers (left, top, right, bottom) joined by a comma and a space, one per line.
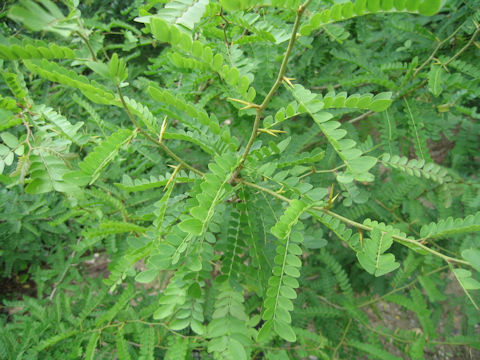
0, 0, 479, 358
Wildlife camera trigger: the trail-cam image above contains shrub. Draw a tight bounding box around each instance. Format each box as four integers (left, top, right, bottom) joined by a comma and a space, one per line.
1, 0, 479, 358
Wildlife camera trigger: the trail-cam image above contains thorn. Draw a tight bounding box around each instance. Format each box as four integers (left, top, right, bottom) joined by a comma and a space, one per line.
258, 128, 277, 136
164, 164, 182, 191
282, 76, 296, 87
330, 193, 340, 206
227, 97, 260, 109
258, 128, 287, 137
158, 115, 168, 143
128, 129, 138, 145
326, 184, 339, 209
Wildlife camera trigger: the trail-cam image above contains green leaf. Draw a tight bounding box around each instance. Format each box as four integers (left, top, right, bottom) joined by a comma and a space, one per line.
154, 304, 176, 320
453, 269, 480, 290
63, 170, 91, 186
220, 0, 244, 11
139, 0, 209, 31
304, 235, 327, 249
261, 201, 309, 341
274, 319, 296, 342
420, 212, 480, 239
109, 53, 128, 84
418, 275, 446, 302
116, 328, 131, 360
36, 105, 87, 145
348, 340, 402, 360
207, 282, 251, 357
462, 249, 480, 273
85, 332, 100, 360
271, 200, 310, 239
147, 85, 224, 136
321, 91, 392, 112
135, 269, 158, 283
410, 336, 426, 360
4, 151, 14, 166
300, 0, 442, 36
24, 59, 117, 105
26, 154, 80, 194
369, 92, 393, 112
290, 84, 377, 183
139, 326, 154, 360
35, 330, 79, 352
169, 318, 190, 331
257, 320, 273, 342
2, 72, 27, 100
8, 0, 79, 37
418, 0, 442, 15
178, 218, 203, 235
348, 156, 377, 174
96, 285, 135, 326
86, 61, 111, 80
357, 229, 400, 276
78, 129, 134, 185
187, 282, 202, 298
162, 0, 209, 30
428, 63, 443, 96
175, 152, 238, 243
164, 336, 189, 360
381, 153, 451, 184
0, 39, 75, 60
190, 319, 205, 335
226, 338, 247, 359
1, 132, 19, 148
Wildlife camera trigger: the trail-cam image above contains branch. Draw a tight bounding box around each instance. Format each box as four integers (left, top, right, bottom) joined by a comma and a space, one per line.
321, 209, 469, 265
238, 179, 470, 266
413, 24, 463, 78
231, 0, 312, 180
347, 110, 374, 124
332, 319, 352, 359
116, 86, 204, 177
75, 29, 97, 61
49, 237, 81, 301
358, 266, 448, 307
442, 25, 480, 67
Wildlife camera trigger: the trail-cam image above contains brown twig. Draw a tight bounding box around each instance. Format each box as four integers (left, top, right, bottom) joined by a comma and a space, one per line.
231, 0, 312, 181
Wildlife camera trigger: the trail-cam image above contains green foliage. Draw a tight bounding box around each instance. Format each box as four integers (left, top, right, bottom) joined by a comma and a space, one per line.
259, 200, 310, 342
149, 0, 209, 31
178, 152, 238, 237
24, 59, 117, 104
1, 0, 480, 359
207, 281, 252, 359
0, 39, 76, 60
420, 211, 480, 239
290, 84, 379, 183
348, 340, 402, 360
380, 152, 452, 183
8, 0, 79, 37
300, 0, 443, 36
74, 128, 134, 185
356, 228, 400, 276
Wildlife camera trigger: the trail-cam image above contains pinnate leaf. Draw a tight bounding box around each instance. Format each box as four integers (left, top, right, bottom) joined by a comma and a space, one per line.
357, 229, 400, 276
462, 249, 480, 273
76, 129, 133, 185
